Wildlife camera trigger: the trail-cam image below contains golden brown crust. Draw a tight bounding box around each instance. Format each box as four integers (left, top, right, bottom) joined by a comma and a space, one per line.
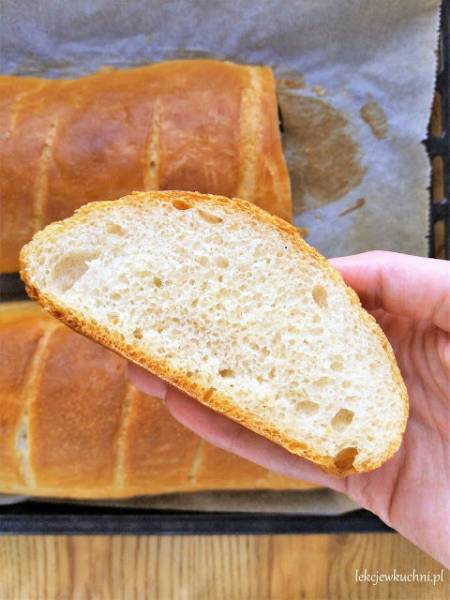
123, 389, 199, 493
0, 302, 314, 498
0, 77, 56, 272
20, 191, 409, 476
29, 326, 127, 491
0, 309, 47, 487
0, 60, 291, 273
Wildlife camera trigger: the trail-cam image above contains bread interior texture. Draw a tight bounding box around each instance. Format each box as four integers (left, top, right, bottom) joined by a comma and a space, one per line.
21, 193, 407, 473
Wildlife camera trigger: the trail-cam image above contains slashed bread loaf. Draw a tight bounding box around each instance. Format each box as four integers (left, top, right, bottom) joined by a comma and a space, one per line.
20, 191, 408, 475
0, 60, 291, 273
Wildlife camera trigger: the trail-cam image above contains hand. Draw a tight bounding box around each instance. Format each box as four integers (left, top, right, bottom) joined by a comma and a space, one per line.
129, 251, 450, 567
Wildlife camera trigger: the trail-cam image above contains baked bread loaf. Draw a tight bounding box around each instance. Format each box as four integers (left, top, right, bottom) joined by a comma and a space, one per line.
20, 191, 409, 475
0, 60, 291, 273
0, 301, 313, 498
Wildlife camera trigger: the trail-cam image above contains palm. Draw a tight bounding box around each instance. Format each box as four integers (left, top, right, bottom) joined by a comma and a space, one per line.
343, 310, 450, 560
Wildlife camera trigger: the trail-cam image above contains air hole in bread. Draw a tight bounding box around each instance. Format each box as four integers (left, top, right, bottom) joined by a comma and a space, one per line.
197, 256, 208, 267
133, 328, 143, 340
346, 396, 358, 403
198, 209, 223, 224
313, 377, 332, 388
153, 277, 162, 287
216, 257, 229, 269
309, 327, 323, 336
334, 446, 358, 471
173, 199, 191, 210
331, 360, 344, 371
331, 408, 354, 431
204, 387, 215, 401
312, 285, 328, 308
108, 313, 119, 325
341, 380, 352, 389
106, 222, 126, 236
52, 251, 99, 292
219, 368, 235, 378
296, 400, 319, 415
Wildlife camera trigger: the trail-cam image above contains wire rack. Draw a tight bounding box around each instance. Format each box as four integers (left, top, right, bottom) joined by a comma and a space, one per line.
427, 0, 450, 259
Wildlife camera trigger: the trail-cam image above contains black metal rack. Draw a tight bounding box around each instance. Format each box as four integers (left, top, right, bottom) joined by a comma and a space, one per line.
427, 0, 450, 258
0, 2, 448, 536
0, 503, 391, 535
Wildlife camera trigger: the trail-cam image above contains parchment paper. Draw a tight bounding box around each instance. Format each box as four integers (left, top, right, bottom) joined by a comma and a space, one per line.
1, 0, 439, 257
0, 0, 440, 513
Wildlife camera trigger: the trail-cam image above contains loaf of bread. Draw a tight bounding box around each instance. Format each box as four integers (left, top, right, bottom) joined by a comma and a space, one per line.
0, 301, 314, 498
0, 60, 291, 273
20, 191, 409, 475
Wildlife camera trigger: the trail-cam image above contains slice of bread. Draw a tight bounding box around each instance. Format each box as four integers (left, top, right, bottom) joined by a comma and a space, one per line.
20, 191, 408, 475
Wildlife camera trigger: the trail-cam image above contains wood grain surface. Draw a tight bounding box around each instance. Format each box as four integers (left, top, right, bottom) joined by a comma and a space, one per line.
0, 533, 448, 599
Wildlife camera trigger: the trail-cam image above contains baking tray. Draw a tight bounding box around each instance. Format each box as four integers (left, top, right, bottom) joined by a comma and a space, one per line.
0, 2, 448, 536
0, 503, 391, 535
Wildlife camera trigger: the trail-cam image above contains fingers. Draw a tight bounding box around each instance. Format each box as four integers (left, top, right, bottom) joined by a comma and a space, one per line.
127, 363, 167, 399
165, 389, 345, 491
331, 251, 450, 331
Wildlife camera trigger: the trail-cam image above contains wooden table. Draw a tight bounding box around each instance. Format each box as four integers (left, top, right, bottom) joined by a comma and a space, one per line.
0, 532, 448, 599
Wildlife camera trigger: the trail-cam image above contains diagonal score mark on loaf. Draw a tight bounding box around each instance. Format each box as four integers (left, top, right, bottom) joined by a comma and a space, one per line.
237, 68, 265, 201
143, 99, 161, 190
32, 118, 59, 234
188, 439, 204, 485
4, 81, 47, 141
113, 384, 137, 490
265, 156, 289, 220
15, 323, 61, 488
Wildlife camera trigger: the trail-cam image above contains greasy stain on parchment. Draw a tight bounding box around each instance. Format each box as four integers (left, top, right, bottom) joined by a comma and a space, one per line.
278, 73, 306, 90
338, 197, 366, 217
278, 91, 366, 215
360, 97, 388, 140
